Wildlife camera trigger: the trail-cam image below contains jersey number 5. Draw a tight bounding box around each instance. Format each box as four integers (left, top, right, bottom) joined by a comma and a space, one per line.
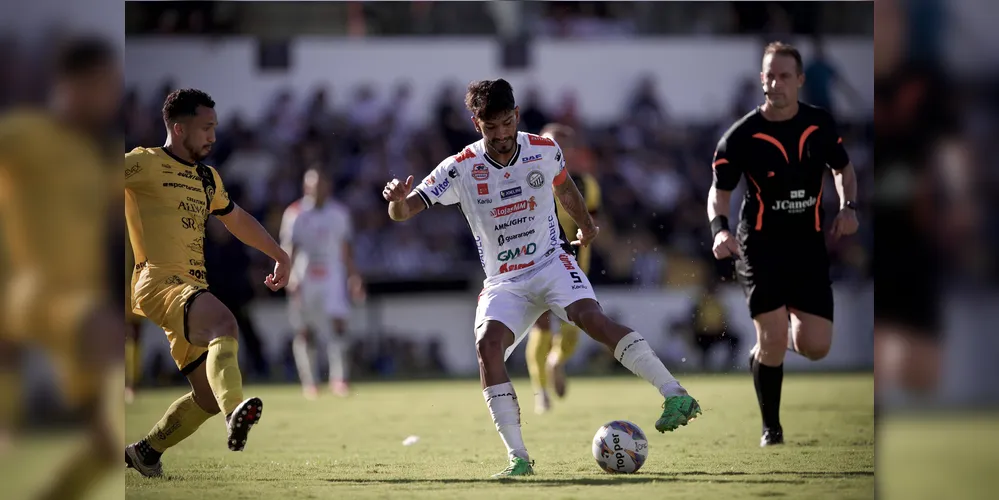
569, 271, 583, 284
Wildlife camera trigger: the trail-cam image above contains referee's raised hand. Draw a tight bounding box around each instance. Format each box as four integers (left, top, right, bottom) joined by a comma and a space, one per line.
712, 230, 741, 260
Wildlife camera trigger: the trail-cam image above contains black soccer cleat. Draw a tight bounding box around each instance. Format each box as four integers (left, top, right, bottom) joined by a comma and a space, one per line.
226, 397, 263, 451
760, 426, 784, 447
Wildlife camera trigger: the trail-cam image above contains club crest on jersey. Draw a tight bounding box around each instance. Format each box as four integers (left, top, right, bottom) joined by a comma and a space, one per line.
522, 154, 542, 164
472, 163, 489, 180
527, 170, 545, 189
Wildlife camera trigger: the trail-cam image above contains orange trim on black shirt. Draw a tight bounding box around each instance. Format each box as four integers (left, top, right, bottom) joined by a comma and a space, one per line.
799, 125, 819, 161
752, 133, 788, 163
746, 173, 764, 231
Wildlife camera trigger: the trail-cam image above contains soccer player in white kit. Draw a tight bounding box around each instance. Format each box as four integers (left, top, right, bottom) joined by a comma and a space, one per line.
382, 79, 702, 477
281, 168, 365, 399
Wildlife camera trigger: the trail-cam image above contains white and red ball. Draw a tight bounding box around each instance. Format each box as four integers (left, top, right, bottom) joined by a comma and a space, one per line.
591, 420, 649, 474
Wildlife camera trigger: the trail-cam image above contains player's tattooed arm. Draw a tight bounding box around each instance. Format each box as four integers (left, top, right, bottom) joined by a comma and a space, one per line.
554, 178, 596, 233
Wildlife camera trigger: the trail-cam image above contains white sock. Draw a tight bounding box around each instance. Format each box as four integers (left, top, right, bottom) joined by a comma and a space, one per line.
786, 330, 797, 353
483, 382, 529, 461
292, 335, 316, 387
328, 337, 349, 383
614, 332, 684, 398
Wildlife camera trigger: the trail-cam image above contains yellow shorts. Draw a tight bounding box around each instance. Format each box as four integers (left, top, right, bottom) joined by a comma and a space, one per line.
132, 270, 209, 375
1, 273, 103, 407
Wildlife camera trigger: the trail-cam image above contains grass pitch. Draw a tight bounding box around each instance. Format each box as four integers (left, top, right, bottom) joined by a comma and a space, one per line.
123, 373, 874, 499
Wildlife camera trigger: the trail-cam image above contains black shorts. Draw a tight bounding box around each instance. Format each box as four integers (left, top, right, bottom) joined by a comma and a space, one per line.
735, 225, 833, 321
874, 227, 940, 337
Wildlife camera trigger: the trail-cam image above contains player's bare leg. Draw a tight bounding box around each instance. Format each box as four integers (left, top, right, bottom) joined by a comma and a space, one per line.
749, 307, 790, 446
564, 298, 701, 433
787, 309, 832, 361
525, 312, 554, 414
476, 320, 534, 477
126, 360, 221, 477
874, 325, 941, 403
329, 318, 350, 397
186, 292, 262, 451
124, 320, 141, 404
292, 328, 319, 400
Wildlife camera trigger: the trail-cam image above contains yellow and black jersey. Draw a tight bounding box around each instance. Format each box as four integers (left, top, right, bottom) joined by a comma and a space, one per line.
124, 146, 233, 286
556, 172, 601, 271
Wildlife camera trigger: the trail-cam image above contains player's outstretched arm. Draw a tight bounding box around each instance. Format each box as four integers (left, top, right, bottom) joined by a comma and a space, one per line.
383, 175, 427, 222
553, 176, 598, 246
216, 204, 291, 291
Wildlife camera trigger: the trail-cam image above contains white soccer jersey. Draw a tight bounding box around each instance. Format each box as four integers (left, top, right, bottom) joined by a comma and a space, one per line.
413, 131, 572, 285
280, 197, 353, 289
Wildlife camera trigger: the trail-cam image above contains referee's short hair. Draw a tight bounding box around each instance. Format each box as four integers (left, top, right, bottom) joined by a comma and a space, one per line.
763, 41, 803, 75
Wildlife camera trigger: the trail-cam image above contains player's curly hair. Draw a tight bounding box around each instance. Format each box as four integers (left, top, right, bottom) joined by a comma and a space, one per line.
465, 79, 516, 121
162, 89, 215, 123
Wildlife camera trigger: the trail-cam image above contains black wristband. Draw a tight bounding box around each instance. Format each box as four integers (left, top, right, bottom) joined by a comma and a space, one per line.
710, 216, 729, 238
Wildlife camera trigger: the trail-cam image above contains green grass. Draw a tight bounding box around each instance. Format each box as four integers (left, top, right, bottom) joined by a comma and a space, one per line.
124, 374, 874, 500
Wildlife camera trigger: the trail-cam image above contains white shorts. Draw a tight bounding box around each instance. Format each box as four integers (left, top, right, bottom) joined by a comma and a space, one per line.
288, 279, 350, 334
474, 252, 597, 361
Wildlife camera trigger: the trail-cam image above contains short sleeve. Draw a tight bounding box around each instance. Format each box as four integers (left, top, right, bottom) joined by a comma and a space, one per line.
821, 113, 851, 171
208, 167, 235, 215
550, 143, 569, 186
413, 158, 461, 208
124, 151, 147, 189
711, 136, 742, 191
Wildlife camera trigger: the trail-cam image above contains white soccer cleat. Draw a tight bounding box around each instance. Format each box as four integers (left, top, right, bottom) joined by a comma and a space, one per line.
226, 397, 263, 451
125, 442, 163, 478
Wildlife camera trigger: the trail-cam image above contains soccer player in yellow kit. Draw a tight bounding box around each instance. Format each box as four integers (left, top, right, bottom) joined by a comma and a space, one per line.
525, 123, 602, 414
124, 89, 290, 477
0, 36, 124, 500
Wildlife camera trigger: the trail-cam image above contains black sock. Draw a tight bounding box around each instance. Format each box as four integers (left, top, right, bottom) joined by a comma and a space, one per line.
751, 361, 783, 431
137, 439, 162, 465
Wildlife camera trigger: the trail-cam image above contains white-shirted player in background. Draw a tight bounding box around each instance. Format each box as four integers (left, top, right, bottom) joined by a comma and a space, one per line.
281, 168, 365, 399
382, 79, 701, 478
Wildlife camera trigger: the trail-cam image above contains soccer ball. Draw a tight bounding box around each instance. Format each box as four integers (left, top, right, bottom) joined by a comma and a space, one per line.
591, 420, 649, 474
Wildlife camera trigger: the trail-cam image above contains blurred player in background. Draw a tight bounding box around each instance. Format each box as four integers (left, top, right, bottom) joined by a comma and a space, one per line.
709, 43, 858, 446
0, 35, 124, 500
125, 233, 143, 404
280, 167, 365, 400
383, 79, 700, 477
124, 89, 290, 478
525, 123, 601, 414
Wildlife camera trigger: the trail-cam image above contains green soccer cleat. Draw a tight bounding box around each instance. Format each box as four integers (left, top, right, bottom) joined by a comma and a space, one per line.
492, 456, 535, 478
655, 394, 702, 433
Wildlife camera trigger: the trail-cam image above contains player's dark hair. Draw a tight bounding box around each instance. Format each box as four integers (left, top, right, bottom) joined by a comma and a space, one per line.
53, 35, 117, 78
465, 79, 516, 121
162, 88, 215, 123
763, 41, 803, 74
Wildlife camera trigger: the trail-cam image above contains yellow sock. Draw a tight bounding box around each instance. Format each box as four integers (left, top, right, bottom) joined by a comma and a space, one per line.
552, 322, 582, 365
525, 327, 552, 394
125, 336, 140, 388
206, 336, 244, 416
145, 392, 214, 452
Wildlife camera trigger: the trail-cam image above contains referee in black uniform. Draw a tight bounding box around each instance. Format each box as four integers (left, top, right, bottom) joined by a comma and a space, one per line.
707, 42, 860, 446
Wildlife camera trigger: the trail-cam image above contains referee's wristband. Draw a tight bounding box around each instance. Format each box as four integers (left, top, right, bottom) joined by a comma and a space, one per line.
710, 216, 730, 238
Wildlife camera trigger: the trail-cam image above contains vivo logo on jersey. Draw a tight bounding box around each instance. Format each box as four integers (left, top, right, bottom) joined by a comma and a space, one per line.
497, 243, 537, 262
521, 154, 542, 163
429, 178, 451, 197
499, 261, 535, 274
771, 196, 817, 214
500, 187, 522, 200
497, 229, 536, 247
490, 196, 537, 218
548, 215, 559, 248
494, 216, 534, 231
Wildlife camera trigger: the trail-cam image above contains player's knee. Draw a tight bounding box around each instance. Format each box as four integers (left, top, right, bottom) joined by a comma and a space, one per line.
475, 326, 505, 361
797, 334, 832, 361
213, 312, 239, 341
192, 388, 222, 415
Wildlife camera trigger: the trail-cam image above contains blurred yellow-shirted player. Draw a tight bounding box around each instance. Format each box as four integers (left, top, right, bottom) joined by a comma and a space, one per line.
525, 123, 602, 414
124, 231, 144, 404
0, 37, 124, 500
125, 88, 290, 478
